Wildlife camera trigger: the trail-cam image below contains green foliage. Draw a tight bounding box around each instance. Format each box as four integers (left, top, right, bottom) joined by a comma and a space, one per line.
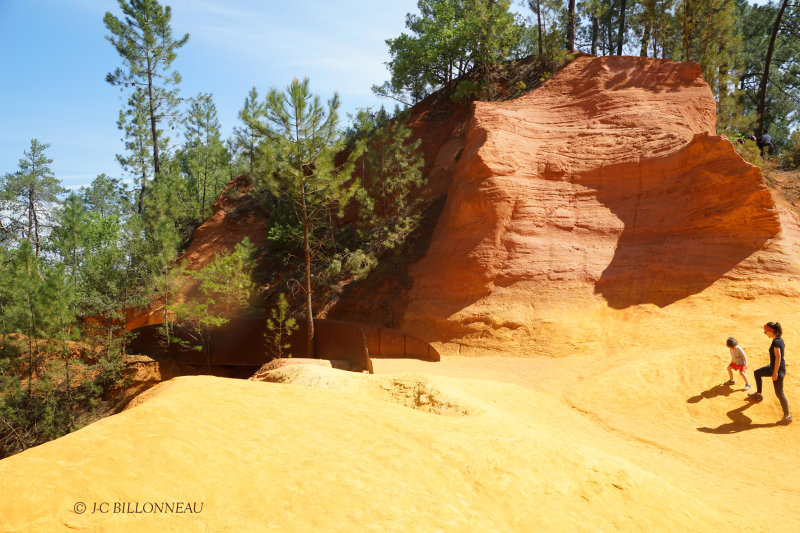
234, 87, 265, 176
162, 239, 257, 367
265, 293, 298, 359
374, 0, 527, 104
342, 249, 378, 280
528, 0, 568, 58
779, 131, 800, 169
352, 108, 426, 259
0, 338, 126, 458
732, 137, 764, 168
1, 139, 65, 256
451, 80, 483, 102
247, 77, 366, 356
179, 92, 229, 218
49, 192, 86, 288
104, 0, 189, 179
116, 89, 153, 212
194, 238, 258, 312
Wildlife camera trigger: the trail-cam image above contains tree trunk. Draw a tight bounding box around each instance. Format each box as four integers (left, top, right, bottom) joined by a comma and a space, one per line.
146, 56, 161, 178
756, 0, 789, 137
567, 0, 576, 51
0, 300, 6, 361
137, 134, 147, 214
536, 0, 543, 57
591, 15, 598, 56
301, 181, 314, 358
617, 0, 628, 55
682, 0, 692, 62
27, 308, 33, 399
295, 113, 314, 358
28, 187, 38, 258
202, 147, 209, 212
63, 333, 71, 407
641, 19, 651, 57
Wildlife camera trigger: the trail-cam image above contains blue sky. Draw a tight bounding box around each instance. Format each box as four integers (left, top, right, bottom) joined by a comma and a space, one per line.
0, 0, 427, 190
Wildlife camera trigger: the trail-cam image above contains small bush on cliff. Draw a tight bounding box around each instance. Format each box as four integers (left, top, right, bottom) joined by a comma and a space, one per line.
732, 137, 763, 168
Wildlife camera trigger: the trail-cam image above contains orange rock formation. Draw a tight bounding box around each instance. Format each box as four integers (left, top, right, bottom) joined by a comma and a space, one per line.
400, 55, 799, 356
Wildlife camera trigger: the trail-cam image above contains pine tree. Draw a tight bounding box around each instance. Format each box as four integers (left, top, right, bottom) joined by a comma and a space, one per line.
265, 293, 298, 359
258, 78, 365, 357
81, 174, 132, 219
353, 109, 426, 255
375, 0, 525, 104
0, 245, 10, 359
39, 264, 77, 407
6, 241, 42, 398
183, 92, 226, 215
235, 87, 265, 176
116, 89, 153, 213
50, 192, 86, 292
527, 0, 566, 58
756, 0, 790, 137
1, 139, 64, 258
163, 239, 257, 368
104, 0, 189, 181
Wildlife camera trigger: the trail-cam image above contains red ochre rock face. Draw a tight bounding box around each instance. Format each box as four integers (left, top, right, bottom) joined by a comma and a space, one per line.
401, 55, 787, 356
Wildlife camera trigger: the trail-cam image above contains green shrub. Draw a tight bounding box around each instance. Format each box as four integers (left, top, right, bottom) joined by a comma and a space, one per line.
343, 249, 377, 280
780, 131, 800, 169
732, 137, 763, 168
451, 80, 482, 102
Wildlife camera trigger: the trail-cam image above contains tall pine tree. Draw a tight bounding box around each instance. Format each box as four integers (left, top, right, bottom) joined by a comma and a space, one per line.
257, 78, 365, 357
104, 0, 189, 183
1, 140, 64, 258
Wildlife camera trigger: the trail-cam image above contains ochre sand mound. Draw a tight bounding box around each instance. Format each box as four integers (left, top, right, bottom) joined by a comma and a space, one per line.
1, 354, 798, 532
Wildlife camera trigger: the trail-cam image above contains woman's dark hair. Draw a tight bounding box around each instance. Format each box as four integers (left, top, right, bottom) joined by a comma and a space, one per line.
767, 322, 783, 337
726, 337, 738, 347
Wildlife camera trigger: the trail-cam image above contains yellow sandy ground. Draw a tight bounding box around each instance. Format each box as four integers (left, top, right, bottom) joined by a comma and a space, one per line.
0, 286, 798, 532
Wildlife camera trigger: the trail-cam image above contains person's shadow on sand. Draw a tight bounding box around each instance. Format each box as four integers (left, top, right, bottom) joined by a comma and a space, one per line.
696, 399, 779, 434
686, 383, 736, 404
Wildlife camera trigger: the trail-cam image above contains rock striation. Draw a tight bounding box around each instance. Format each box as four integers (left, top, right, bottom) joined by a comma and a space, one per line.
400, 55, 796, 356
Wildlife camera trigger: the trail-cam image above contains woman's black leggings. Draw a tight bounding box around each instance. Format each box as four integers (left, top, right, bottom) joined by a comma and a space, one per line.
754, 365, 790, 417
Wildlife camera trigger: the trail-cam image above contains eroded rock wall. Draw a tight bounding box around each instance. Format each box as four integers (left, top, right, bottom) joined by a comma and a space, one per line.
402, 55, 792, 356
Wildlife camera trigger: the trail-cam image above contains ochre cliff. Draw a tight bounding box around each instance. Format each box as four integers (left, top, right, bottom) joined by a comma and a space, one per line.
397, 55, 800, 356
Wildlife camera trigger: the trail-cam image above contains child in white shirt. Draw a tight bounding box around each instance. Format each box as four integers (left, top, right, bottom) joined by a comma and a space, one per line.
725, 337, 750, 389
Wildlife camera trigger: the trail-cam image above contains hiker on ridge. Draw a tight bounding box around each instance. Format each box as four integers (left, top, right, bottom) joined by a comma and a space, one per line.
761, 131, 774, 156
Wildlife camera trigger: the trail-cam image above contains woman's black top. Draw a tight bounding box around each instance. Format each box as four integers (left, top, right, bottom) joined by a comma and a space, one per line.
770, 337, 786, 373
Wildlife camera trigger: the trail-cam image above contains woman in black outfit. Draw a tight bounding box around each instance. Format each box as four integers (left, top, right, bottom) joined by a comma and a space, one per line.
748, 322, 792, 425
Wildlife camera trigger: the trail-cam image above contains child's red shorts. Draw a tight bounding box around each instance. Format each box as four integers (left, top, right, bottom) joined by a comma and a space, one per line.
728, 362, 746, 371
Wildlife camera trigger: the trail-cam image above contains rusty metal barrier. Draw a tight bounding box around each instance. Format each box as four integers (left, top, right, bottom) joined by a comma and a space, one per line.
126, 318, 438, 372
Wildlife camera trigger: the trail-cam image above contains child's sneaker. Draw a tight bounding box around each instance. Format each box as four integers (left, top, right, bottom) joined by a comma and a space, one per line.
725, 379, 735, 385
777, 416, 793, 425
748, 392, 763, 400
744, 384, 751, 390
